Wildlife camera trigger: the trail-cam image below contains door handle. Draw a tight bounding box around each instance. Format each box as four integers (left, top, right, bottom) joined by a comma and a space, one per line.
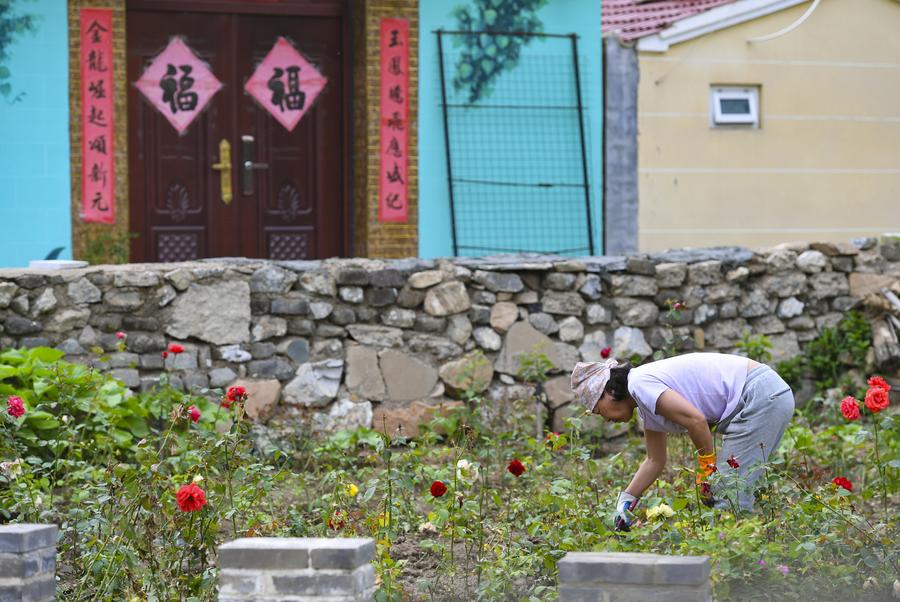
241, 135, 268, 195
211, 139, 233, 205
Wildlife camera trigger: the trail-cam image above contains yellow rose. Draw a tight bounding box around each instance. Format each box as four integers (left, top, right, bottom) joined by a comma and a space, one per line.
344, 483, 359, 497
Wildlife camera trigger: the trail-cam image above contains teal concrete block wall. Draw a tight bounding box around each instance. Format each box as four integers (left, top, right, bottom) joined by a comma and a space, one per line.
419, 0, 603, 258
0, 0, 71, 268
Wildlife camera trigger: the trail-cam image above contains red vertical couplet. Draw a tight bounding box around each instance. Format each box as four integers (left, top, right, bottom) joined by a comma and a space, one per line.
80, 9, 115, 224
379, 18, 409, 223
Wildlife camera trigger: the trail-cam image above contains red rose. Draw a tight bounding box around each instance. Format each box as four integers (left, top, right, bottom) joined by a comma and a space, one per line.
726, 455, 740, 469
6, 395, 25, 418
327, 510, 346, 530
674, 302, 685, 311
864, 387, 890, 414
115, 331, 126, 340
430, 481, 447, 497
840, 396, 860, 421
161, 351, 169, 359
600, 347, 611, 359
867, 376, 891, 392
175, 483, 207, 512
168, 343, 185, 354
507, 458, 525, 477
187, 405, 201, 423
226, 386, 247, 403
831, 477, 853, 492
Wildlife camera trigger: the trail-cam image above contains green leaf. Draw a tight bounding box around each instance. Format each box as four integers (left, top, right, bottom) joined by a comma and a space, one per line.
28, 348, 65, 363
121, 415, 149, 437
110, 428, 133, 447
23, 411, 60, 430
0, 365, 17, 380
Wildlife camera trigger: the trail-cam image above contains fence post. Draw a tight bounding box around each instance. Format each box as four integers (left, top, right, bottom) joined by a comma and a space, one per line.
217, 537, 375, 601
558, 551, 711, 602
0, 524, 57, 602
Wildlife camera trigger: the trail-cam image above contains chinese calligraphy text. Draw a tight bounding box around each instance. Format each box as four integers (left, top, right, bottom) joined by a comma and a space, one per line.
379, 19, 409, 223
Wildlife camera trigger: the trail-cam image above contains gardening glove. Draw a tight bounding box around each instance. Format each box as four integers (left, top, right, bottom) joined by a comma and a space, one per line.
614, 491, 639, 532
696, 452, 717, 484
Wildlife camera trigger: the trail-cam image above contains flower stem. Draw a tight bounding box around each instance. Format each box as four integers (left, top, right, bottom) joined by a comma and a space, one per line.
871, 414, 888, 522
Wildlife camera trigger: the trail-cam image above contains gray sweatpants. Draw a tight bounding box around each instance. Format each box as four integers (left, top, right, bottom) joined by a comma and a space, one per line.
713, 365, 795, 511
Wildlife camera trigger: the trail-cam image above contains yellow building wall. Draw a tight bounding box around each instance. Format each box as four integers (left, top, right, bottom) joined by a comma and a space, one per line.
637, 0, 900, 252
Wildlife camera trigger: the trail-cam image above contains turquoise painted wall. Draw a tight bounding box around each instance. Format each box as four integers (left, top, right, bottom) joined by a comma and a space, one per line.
0, 0, 71, 268
419, 0, 603, 258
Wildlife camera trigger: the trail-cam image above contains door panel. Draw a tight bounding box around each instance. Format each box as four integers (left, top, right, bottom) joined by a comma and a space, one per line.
127, 5, 345, 262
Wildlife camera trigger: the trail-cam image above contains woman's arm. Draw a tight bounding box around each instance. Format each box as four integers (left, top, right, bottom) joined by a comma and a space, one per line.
654, 388, 714, 455
624, 429, 667, 498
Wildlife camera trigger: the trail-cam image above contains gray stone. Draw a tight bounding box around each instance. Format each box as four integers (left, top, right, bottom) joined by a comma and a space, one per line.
251, 316, 287, 342
705, 283, 740, 303
760, 272, 807, 297
287, 317, 315, 336
21, 337, 50, 348
655, 263, 687, 288
606, 274, 658, 297
495, 321, 564, 375
725, 266, 750, 283
209, 367, 237, 388
346, 345, 386, 401
687, 261, 722, 285
329, 305, 356, 326
366, 287, 397, 307
247, 358, 294, 381
335, 267, 369, 286
719, 301, 738, 319
338, 286, 364, 304
183, 372, 209, 392
796, 250, 827, 273
312, 399, 374, 433
787, 315, 815, 330
815, 313, 844, 331
165, 281, 250, 345
439, 351, 493, 396
624, 257, 656, 276
249, 342, 276, 359
769, 332, 801, 363
739, 289, 773, 317
346, 324, 403, 347
579, 330, 610, 362
57, 338, 85, 355
706, 319, 749, 348
831, 296, 857, 312
249, 266, 296, 293
408, 270, 443, 289
854, 251, 886, 273
397, 285, 425, 308
693, 304, 717, 325
554, 342, 581, 372
271, 296, 309, 315
309, 301, 333, 320
405, 334, 463, 360
777, 297, 804, 318
123, 316, 159, 331
578, 274, 603, 300
218, 345, 252, 363
473, 327, 502, 351
369, 269, 406, 288
0, 283, 17, 308
113, 271, 158, 287
752, 315, 785, 334
515, 289, 539, 304
108, 352, 139, 369
381, 307, 416, 328
611, 298, 659, 327
489, 302, 519, 333
543, 273, 577, 291
316, 324, 346, 338
110, 369, 140, 388
281, 339, 310, 363
423, 281, 471, 316
528, 312, 559, 335
163, 268, 193, 291
414, 314, 446, 333
558, 316, 584, 342
155, 284, 177, 308
542, 291, 586, 316
447, 314, 472, 345
165, 350, 198, 371
468, 304, 491, 324
832, 256, 855, 272
472, 290, 497, 305
473, 270, 524, 293
613, 327, 652, 360
585, 303, 613, 325
47, 308, 91, 332
9, 293, 28, 314
808, 272, 849, 299
68, 280, 101, 305
311, 339, 344, 360
299, 271, 336, 296
379, 350, 438, 401
765, 250, 797, 273
4, 316, 41, 335
283, 359, 343, 406
104, 289, 144, 311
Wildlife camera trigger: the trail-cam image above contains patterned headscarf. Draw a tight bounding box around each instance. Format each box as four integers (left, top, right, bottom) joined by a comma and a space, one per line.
570, 358, 618, 412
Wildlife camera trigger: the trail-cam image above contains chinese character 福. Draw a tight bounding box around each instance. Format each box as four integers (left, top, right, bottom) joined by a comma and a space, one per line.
160, 64, 199, 114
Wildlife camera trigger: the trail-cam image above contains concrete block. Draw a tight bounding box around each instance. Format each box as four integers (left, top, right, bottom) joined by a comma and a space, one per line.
309, 538, 376, 570
218, 538, 309, 570
218, 571, 259, 595
558, 552, 709, 586
271, 565, 374, 596
0, 525, 57, 554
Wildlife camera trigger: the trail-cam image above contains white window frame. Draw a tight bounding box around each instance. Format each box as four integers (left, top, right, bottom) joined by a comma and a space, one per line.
710, 86, 759, 127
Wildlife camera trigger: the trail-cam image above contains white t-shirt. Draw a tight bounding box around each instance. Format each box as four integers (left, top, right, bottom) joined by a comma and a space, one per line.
627, 353, 749, 433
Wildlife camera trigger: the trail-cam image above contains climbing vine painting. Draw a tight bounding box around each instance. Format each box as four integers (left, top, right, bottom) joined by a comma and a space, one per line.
0, 0, 38, 101
450, 0, 548, 103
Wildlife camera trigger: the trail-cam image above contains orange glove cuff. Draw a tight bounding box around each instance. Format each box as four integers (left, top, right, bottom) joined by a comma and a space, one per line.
697, 452, 717, 483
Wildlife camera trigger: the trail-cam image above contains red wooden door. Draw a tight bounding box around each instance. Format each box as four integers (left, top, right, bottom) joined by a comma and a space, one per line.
127, 1, 347, 262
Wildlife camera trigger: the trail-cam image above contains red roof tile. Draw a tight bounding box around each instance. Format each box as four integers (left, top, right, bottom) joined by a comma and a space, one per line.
603, 0, 740, 42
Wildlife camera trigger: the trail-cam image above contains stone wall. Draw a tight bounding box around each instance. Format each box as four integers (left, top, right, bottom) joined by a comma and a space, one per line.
0, 524, 57, 602
0, 239, 897, 436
